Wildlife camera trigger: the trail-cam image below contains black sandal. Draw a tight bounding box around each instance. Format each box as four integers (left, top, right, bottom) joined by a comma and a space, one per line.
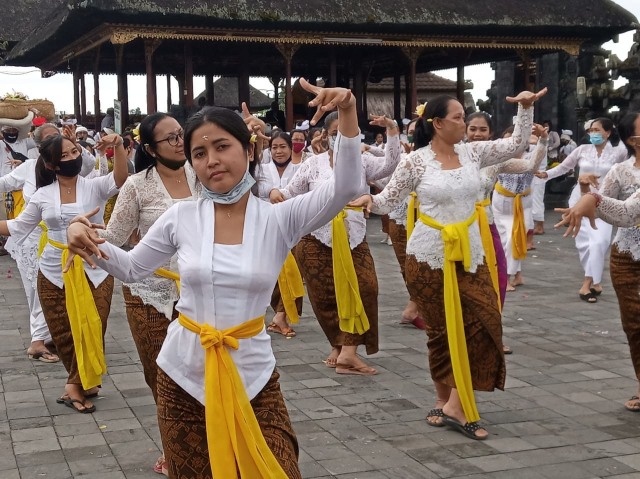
590, 288, 602, 297
425, 408, 445, 427
442, 416, 487, 440
579, 292, 597, 303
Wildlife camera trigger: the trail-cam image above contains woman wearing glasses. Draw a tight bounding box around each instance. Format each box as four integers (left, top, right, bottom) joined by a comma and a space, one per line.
94, 112, 196, 476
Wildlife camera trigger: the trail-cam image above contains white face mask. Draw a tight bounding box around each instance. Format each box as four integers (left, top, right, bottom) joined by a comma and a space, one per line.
328, 135, 337, 151
201, 157, 255, 204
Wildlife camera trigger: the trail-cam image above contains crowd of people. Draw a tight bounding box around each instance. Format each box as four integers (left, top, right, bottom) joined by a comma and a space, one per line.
0, 80, 639, 478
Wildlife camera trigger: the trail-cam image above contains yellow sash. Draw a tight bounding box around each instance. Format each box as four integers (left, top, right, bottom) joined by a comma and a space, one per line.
494, 183, 531, 260
155, 267, 181, 293
48, 239, 106, 390
177, 313, 288, 479
331, 207, 370, 335
277, 252, 305, 324
37, 223, 48, 258
7, 191, 25, 219
406, 192, 419, 240
419, 211, 480, 423
475, 199, 501, 313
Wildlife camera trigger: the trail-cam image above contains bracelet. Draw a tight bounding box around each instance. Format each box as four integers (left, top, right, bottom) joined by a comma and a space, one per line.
587, 192, 602, 208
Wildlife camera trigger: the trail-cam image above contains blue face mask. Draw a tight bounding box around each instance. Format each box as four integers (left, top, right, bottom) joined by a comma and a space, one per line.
589, 132, 606, 146
201, 159, 256, 205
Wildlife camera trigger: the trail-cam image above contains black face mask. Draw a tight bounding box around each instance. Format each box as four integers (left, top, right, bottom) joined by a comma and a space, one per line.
56, 155, 83, 177
155, 155, 187, 171
272, 157, 292, 168
3, 133, 19, 144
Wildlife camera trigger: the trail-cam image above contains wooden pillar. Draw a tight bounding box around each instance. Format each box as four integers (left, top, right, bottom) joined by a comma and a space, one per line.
353, 61, 364, 125
276, 44, 299, 132
205, 74, 214, 106
393, 72, 401, 123
79, 73, 86, 124
362, 64, 368, 121
176, 76, 185, 106
402, 48, 421, 119
144, 39, 160, 114
72, 69, 81, 121
93, 49, 101, 132
329, 48, 337, 87
239, 60, 250, 108
456, 62, 465, 105
271, 76, 281, 102
115, 44, 129, 128
166, 74, 172, 111
184, 42, 194, 108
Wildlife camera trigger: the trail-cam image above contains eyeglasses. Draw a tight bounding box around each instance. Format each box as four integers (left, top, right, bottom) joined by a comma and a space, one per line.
156, 130, 184, 147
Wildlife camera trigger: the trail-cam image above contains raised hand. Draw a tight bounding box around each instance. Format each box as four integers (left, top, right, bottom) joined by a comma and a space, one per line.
241, 102, 269, 142
95, 134, 123, 154
506, 87, 548, 109
300, 78, 355, 125
532, 123, 549, 139
368, 114, 396, 129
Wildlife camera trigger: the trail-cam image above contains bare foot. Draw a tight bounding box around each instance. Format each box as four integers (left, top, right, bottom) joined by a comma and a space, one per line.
442, 404, 488, 439
506, 284, 516, 292
426, 399, 447, 427
511, 274, 524, 287
323, 346, 341, 368
27, 341, 59, 363
335, 354, 377, 374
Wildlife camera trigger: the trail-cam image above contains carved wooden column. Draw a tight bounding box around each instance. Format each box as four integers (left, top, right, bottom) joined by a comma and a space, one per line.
166, 74, 172, 111
93, 48, 101, 131
276, 44, 299, 132
184, 42, 194, 108
205, 74, 214, 106
144, 39, 161, 114
402, 48, 422, 118
115, 44, 129, 128
72, 68, 81, 120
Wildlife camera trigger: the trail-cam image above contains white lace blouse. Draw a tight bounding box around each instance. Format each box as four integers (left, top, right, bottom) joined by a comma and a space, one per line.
255, 161, 302, 201
479, 137, 548, 224
281, 133, 401, 248
98, 165, 199, 319
600, 157, 640, 260
370, 104, 533, 271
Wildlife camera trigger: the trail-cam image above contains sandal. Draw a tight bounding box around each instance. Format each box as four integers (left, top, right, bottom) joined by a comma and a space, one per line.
62, 397, 95, 414
579, 292, 597, 303
335, 363, 378, 376
153, 454, 169, 476
625, 396, 640, 412
28, 350, 59, 363
266, 322, 296, 338
503, 345, 513, 355
425, 408, 445, 427
590, 287, 603, 297
442, 416, 487, 440
401, 316, 426, 330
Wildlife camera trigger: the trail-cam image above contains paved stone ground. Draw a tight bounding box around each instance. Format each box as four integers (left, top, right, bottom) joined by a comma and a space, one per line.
2, 212, 640, 479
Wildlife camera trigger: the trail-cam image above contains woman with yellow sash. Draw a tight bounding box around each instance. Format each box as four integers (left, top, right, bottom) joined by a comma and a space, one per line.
351, 89, 545, 439
0, 123, 102, 364
93, 112, 197, 475
259, 131, 304, 338
278, 113, 402, 375
0, 132, 127, 413
65, 82, 363, 478
492, 126, 548, 291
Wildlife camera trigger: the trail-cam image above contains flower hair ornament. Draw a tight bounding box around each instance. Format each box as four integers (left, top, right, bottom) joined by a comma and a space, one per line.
250, 134, 257, 144
414, 102, 428, 118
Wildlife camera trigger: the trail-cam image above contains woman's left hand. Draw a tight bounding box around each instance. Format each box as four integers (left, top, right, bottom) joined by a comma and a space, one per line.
554, 194, 598, 238
241, 102, 269, 142
506, 87, 548, 108
300, 78, 354, 125
532, 123, 548, 139
95, 134, 123, 154
347, 194, 373, 218
369, 114, 396, 129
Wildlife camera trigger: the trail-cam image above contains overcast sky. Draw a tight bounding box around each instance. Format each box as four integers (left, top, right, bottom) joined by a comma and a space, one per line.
0, 0, 638, 115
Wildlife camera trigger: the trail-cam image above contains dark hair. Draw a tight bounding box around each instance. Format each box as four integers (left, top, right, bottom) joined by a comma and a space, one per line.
466, 111, 493, 133
413, 95, 458, 149
309, 127, 322, 139
323, 111, 339, 132
291, 129, 307, 145
270, 130, 293, 149
78, 140, 94, 155
133, 112, 170, 173
35, 135, 65, 188
501, 125, 515, 138
592, 117, 620, 146
184, 106, 261, 180
543, 119, 553, 128
618, 112, 640, 158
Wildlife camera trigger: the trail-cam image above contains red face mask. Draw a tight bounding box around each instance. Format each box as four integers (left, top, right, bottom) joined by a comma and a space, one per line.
105, 147, 114, 159
292, 142, 305, 153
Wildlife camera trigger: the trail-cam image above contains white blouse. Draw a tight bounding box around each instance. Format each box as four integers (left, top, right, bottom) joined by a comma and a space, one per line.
479, 137, 548, 224
91, 133, 362, 404
281, 134, 401, 248
7, 174, 119, 288
600, 157, 640, 260
98, 165, 199, 319
370, 104, 533, 271
255, 161, 302, 201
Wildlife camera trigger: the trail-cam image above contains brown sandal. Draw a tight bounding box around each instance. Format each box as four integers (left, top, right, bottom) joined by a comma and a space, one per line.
267, 322, 296, 338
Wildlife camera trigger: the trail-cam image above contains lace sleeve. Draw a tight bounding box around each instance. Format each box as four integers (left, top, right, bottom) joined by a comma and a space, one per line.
80, 147, 98, 177
370, 154, 418, 215
498, 138, 548, 174
546, 145, 582, 180
280, 160, 311, 199
364, 133, 402, 182
600, 164, 622, 199
98, 178, 140, 246
597, 190, 640, 227
470, 104, 533, 168
0, 161, 28, 192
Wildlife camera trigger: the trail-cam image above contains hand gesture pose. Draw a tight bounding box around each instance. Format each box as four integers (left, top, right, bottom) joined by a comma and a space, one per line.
241, 102, 269, 141
368, 114, 397, 130
506, 87, 548, 109
347, 194, 373, 218
579, 173, 600, 189
62, 124, 76, 140
532, 123, 549, 139
269, 188, 286, 204
299, 78, 355, 126
554, 195, 599, 238
63, 207, 108, 271
95, 134, 123, 155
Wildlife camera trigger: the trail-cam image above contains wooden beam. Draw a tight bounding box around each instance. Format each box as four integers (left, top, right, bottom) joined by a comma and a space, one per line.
80, 72, 87, 124
184, 42, 194, 107
166, 74, 172, 111
401, 48, 422, 118
115, 44, 129, 128
144, 39, 160, 114
205, 74, 214, 106
456, 62, 465, 105
275, 44, 299, 132
393, 72, 401, 123
93, 48, 101, 132
239, 59, 250, 108
72, 68, 81, 120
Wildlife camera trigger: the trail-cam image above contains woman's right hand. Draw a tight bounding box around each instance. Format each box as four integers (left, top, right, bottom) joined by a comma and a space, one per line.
506, 87, 548, 109
578, 173, 599, 189
554, 194, 598, 238
64, 209, 109, 271
534, 171, 548, 179
347, 194, 373, 218
300, 78, 355, 125
269, 188, 286, 204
